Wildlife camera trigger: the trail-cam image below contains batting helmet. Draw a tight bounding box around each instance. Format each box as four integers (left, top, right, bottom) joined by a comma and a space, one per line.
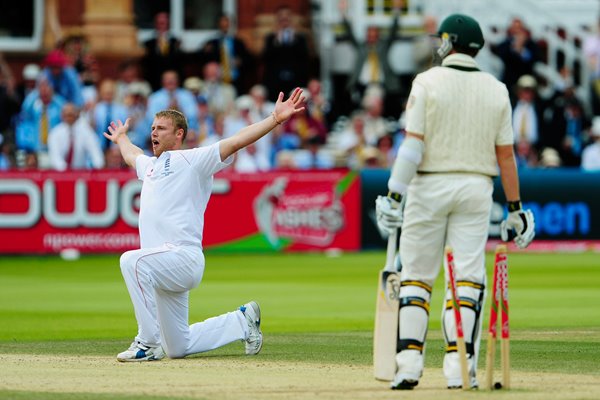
437, 14, 484, 53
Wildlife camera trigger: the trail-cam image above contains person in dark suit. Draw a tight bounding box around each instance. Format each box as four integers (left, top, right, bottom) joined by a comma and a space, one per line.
490, 17, 541, 100
200, 14, 252, 95
262, 5, 309, 103
339, 0, 404, 116
142, 12, 184, 91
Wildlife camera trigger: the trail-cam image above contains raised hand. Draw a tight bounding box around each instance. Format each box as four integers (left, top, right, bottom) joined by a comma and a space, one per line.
103, 118, 131, 144
272, 88, 305, 125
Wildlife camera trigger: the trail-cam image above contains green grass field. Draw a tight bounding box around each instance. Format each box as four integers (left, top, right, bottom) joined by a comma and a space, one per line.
1, 250, 600, 399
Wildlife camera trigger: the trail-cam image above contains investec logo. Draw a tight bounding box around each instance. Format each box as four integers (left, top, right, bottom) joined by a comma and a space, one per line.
0, 179, 142, 228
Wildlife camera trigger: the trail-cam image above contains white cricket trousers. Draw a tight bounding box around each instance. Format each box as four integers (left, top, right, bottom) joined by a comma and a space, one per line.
397, 173, 492, 385
119, 243, 248, 358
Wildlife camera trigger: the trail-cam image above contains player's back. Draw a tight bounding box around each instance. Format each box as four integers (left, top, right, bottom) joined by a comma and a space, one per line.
412, 54, 513, 176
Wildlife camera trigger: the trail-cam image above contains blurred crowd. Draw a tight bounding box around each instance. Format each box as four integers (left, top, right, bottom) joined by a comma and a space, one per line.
1, 7, 600, 173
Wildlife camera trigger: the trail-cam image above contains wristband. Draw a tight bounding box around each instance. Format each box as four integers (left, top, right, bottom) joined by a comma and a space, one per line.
388, 191, 402, 203
271, 112, 282, 125
507, 200, 522, 212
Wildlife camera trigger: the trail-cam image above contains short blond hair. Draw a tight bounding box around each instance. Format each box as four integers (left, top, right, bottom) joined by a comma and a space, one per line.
155, 109, 188, 141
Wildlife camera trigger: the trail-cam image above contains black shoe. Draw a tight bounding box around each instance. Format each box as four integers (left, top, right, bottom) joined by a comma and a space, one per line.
391, 379, 418, 390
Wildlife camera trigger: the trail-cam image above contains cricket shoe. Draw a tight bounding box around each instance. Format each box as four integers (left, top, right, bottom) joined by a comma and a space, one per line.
240, 301, 262, 355
390, 379, 418, 390
117, 341, 165, 362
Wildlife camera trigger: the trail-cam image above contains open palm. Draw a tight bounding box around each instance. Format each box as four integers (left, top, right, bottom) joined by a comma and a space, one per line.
273, 88, 305, 124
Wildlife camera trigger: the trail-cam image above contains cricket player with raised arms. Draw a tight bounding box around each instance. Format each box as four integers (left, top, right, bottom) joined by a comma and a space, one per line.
103, 88, 305, 361
375, 14, 535, 389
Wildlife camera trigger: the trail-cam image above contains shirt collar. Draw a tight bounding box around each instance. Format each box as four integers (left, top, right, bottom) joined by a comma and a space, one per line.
441, 53, 480, 70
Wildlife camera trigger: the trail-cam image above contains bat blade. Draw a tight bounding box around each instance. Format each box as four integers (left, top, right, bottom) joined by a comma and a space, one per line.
373, 229, 400, 381
373, 269, 400, 381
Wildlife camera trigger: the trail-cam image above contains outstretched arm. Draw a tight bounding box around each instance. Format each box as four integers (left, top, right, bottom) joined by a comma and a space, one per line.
496, 144, 520, 202
219, 88, 305, 161
103, 118, 144, 168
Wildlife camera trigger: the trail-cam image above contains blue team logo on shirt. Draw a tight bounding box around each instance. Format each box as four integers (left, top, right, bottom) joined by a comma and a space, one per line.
161, 158, 174, 177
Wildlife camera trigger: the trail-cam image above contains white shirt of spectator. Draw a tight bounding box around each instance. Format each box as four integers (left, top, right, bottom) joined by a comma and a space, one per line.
135, 142, 232, 249
512, 101, 538, 144
48, 117, 105, 171
581, 142, 600, 171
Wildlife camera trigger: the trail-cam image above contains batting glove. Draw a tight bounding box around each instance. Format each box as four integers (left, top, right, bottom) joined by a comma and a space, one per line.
500, 201, 535, 249
375, 194, 404, 237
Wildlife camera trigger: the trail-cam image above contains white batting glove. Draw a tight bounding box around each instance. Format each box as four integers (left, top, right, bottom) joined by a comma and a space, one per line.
375, 195, 404, 237
500, 203, 535, 249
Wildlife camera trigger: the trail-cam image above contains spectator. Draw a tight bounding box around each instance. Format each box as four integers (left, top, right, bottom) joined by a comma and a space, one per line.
16, 78, 65, 167
280, 103, 328, 148
142, 11, 184, 91
22, 151, 39, 170
262, 5, 310, 102
336, 112, 367, 168
583, 17, 600, 115
199, 112, 227, 147
124, 82, 153, 151
413, 15, 441, 73
358, 146, 385, 168
339, 0, 404, 115
200, 14, 252, 95
17, 63, 41, 105
376, 134, 396, 167
183, 76, 204, 100
491, 17, 541, 98
61, 34, 89, 76
246, 87, 276, 167
539, 147, 562, 168
40, 49, 84, 107
541, 68, 585, 154
234, 143, 271, 173
515, 140, 539, 169
222, 96, 273, 170
48, 103, 104, 171
200, 61, 237, 115
104, 144, 128, 169
512, 75, 543, 149
581, 116, 600, 171
0, 134, 14, 170
305, 78, 331, 128
92, 79, 128, 150
147, 70, 199, 132
79, 53, 101, 112
359, 88, 389, 146
248, 84, 275, 122
0, 53, 20, 141
114, 59, 152, 105
194, 95, 216, 146
294, 135, 334, 169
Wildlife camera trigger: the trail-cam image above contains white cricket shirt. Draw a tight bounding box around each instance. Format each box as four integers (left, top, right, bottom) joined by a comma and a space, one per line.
405, 53, 514, 176
135, 142, 232, 249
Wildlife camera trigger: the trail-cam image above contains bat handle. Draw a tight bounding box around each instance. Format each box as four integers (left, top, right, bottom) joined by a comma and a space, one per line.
384, 229, 398, 272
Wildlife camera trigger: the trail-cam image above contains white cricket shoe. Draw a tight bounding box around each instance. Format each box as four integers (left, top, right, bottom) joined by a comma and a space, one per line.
240, 301, 262, 355
117, 341, 165, 362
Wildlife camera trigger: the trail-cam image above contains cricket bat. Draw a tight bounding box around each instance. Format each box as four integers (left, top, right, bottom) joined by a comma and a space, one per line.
373, 228, 400, 381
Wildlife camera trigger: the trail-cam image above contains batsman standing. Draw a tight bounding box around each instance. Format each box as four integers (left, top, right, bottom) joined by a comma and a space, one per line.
104, 88, 305, 361
375, 14, 535, 389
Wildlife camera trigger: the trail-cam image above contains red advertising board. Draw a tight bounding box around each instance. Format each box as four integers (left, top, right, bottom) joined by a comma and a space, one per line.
0, 169, 360, 254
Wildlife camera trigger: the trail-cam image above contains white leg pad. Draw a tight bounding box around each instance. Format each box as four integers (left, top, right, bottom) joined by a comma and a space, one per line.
396, 281, 432, 380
